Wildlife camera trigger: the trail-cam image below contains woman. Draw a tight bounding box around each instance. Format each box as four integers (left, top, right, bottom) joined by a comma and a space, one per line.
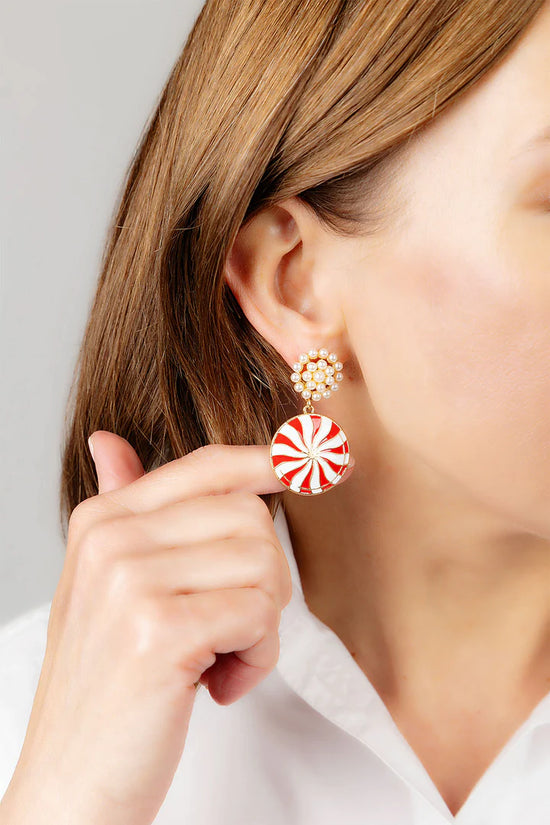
1, 0, 549, 821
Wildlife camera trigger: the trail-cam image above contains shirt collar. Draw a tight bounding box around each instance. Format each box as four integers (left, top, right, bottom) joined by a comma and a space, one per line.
272, 500, 550, 819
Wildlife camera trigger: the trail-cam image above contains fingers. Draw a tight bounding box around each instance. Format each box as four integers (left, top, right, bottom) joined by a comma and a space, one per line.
92, 443, 288, 516
88, 431, 146, 494
71, 492, 292, 611
158, 587, 282, 704
83, 491, 277, 552
99, 536, 292, 610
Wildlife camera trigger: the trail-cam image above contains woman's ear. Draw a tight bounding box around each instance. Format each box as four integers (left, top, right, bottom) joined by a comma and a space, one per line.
224, 197, 350, 368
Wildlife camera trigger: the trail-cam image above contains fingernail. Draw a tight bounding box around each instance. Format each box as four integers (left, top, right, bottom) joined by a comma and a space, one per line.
87, 435, 96, 462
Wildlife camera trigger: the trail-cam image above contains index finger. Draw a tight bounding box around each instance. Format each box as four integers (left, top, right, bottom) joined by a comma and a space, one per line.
100, 444, 288, 515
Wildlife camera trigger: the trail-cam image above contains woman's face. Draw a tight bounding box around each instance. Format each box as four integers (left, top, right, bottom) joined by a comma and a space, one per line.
329, 1, 550, 537
226, 3, 550, 539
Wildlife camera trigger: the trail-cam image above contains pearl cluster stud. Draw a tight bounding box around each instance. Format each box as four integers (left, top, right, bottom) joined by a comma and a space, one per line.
290, 347, 343, 410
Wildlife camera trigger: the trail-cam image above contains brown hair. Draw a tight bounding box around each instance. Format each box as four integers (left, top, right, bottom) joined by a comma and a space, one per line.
59, 0, 546, 539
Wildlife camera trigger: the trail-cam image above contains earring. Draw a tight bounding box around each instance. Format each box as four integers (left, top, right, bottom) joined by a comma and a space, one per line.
270, 347, 352, 495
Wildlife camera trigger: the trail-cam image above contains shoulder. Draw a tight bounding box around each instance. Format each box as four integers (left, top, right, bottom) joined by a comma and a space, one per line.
0, 601, 52, 799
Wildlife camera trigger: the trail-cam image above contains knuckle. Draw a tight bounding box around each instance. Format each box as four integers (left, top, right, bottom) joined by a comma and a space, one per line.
254, 538, 284, 599
128, 597, 169, 655
76, 518, 126, 576
167, 598, 212, 670
68, 496, 121, 557
188, 443, 224, 463
232, 491, 272, 527
105, 555, 141, 601
243, 535, 292, 609
182, 622, 210, 666
275, 553, 293, 609
250, 586, 279, 637
281, 563, 293, 607
67, 498, 94, 543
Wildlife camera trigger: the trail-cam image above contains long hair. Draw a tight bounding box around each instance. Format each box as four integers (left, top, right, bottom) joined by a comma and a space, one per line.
59, 0, 546, 539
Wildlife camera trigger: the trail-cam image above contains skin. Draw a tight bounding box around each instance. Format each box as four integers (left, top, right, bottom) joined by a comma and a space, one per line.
224, 1, 550, 816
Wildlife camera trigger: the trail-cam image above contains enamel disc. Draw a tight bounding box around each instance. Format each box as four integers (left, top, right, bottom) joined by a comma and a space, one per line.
270, 413, 350, 495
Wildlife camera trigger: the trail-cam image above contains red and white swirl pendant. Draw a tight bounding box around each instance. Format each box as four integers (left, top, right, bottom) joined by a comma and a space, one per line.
270, 412, 350, 495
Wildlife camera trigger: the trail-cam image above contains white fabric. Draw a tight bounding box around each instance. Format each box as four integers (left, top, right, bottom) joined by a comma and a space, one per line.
1, 502, 549, 822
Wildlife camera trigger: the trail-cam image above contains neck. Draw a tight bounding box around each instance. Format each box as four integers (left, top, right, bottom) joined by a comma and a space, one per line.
282, 431, 550, 709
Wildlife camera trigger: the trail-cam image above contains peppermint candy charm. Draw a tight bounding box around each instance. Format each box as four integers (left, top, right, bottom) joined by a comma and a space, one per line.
270, 412, 350, 495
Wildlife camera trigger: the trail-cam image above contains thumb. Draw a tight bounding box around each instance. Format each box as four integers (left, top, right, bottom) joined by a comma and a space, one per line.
88, 430, 146, 495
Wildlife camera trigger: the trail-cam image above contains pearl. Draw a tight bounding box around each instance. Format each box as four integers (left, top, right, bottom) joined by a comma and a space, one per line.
325, 366, 334, 375
302, 389, 312, 399
317, 359, 327, 369
294, 382, 304, 392
293, 362, 302, 372
290, 372, 301, 382
299, 353, 308, 363
325, 375, 334, 385
328, 352, 338, 363
306, 381, 316, 390
334, 361, 343, 371
312, 391, 322, 401
323, 390, 332, 399
308, 349, 318, 359
313, 371, 325, 382
319, 348, 329, 358
302, 371, 312, 381
335, 372, 343, 381
316, 383, 326, 392
307, 362, 317, 372
331, 383, 339, 392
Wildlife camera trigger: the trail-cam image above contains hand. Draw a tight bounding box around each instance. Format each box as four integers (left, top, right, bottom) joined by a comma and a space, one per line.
0, 431, 354, 825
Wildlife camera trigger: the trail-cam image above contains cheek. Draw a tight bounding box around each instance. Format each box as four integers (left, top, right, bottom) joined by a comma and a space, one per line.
350, 243, 550, 535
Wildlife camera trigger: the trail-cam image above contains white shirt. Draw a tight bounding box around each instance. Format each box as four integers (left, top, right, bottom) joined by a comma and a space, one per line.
1, 503, 549, 823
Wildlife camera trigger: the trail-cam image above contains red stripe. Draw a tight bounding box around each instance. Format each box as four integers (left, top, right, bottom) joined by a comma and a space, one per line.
274, 431, 302, 451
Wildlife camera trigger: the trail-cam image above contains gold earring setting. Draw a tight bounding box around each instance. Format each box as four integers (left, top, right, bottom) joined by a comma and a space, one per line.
269, 348, 352, 495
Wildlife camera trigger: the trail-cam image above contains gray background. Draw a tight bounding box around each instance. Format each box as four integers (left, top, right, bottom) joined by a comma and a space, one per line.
1, 0, 204, 626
